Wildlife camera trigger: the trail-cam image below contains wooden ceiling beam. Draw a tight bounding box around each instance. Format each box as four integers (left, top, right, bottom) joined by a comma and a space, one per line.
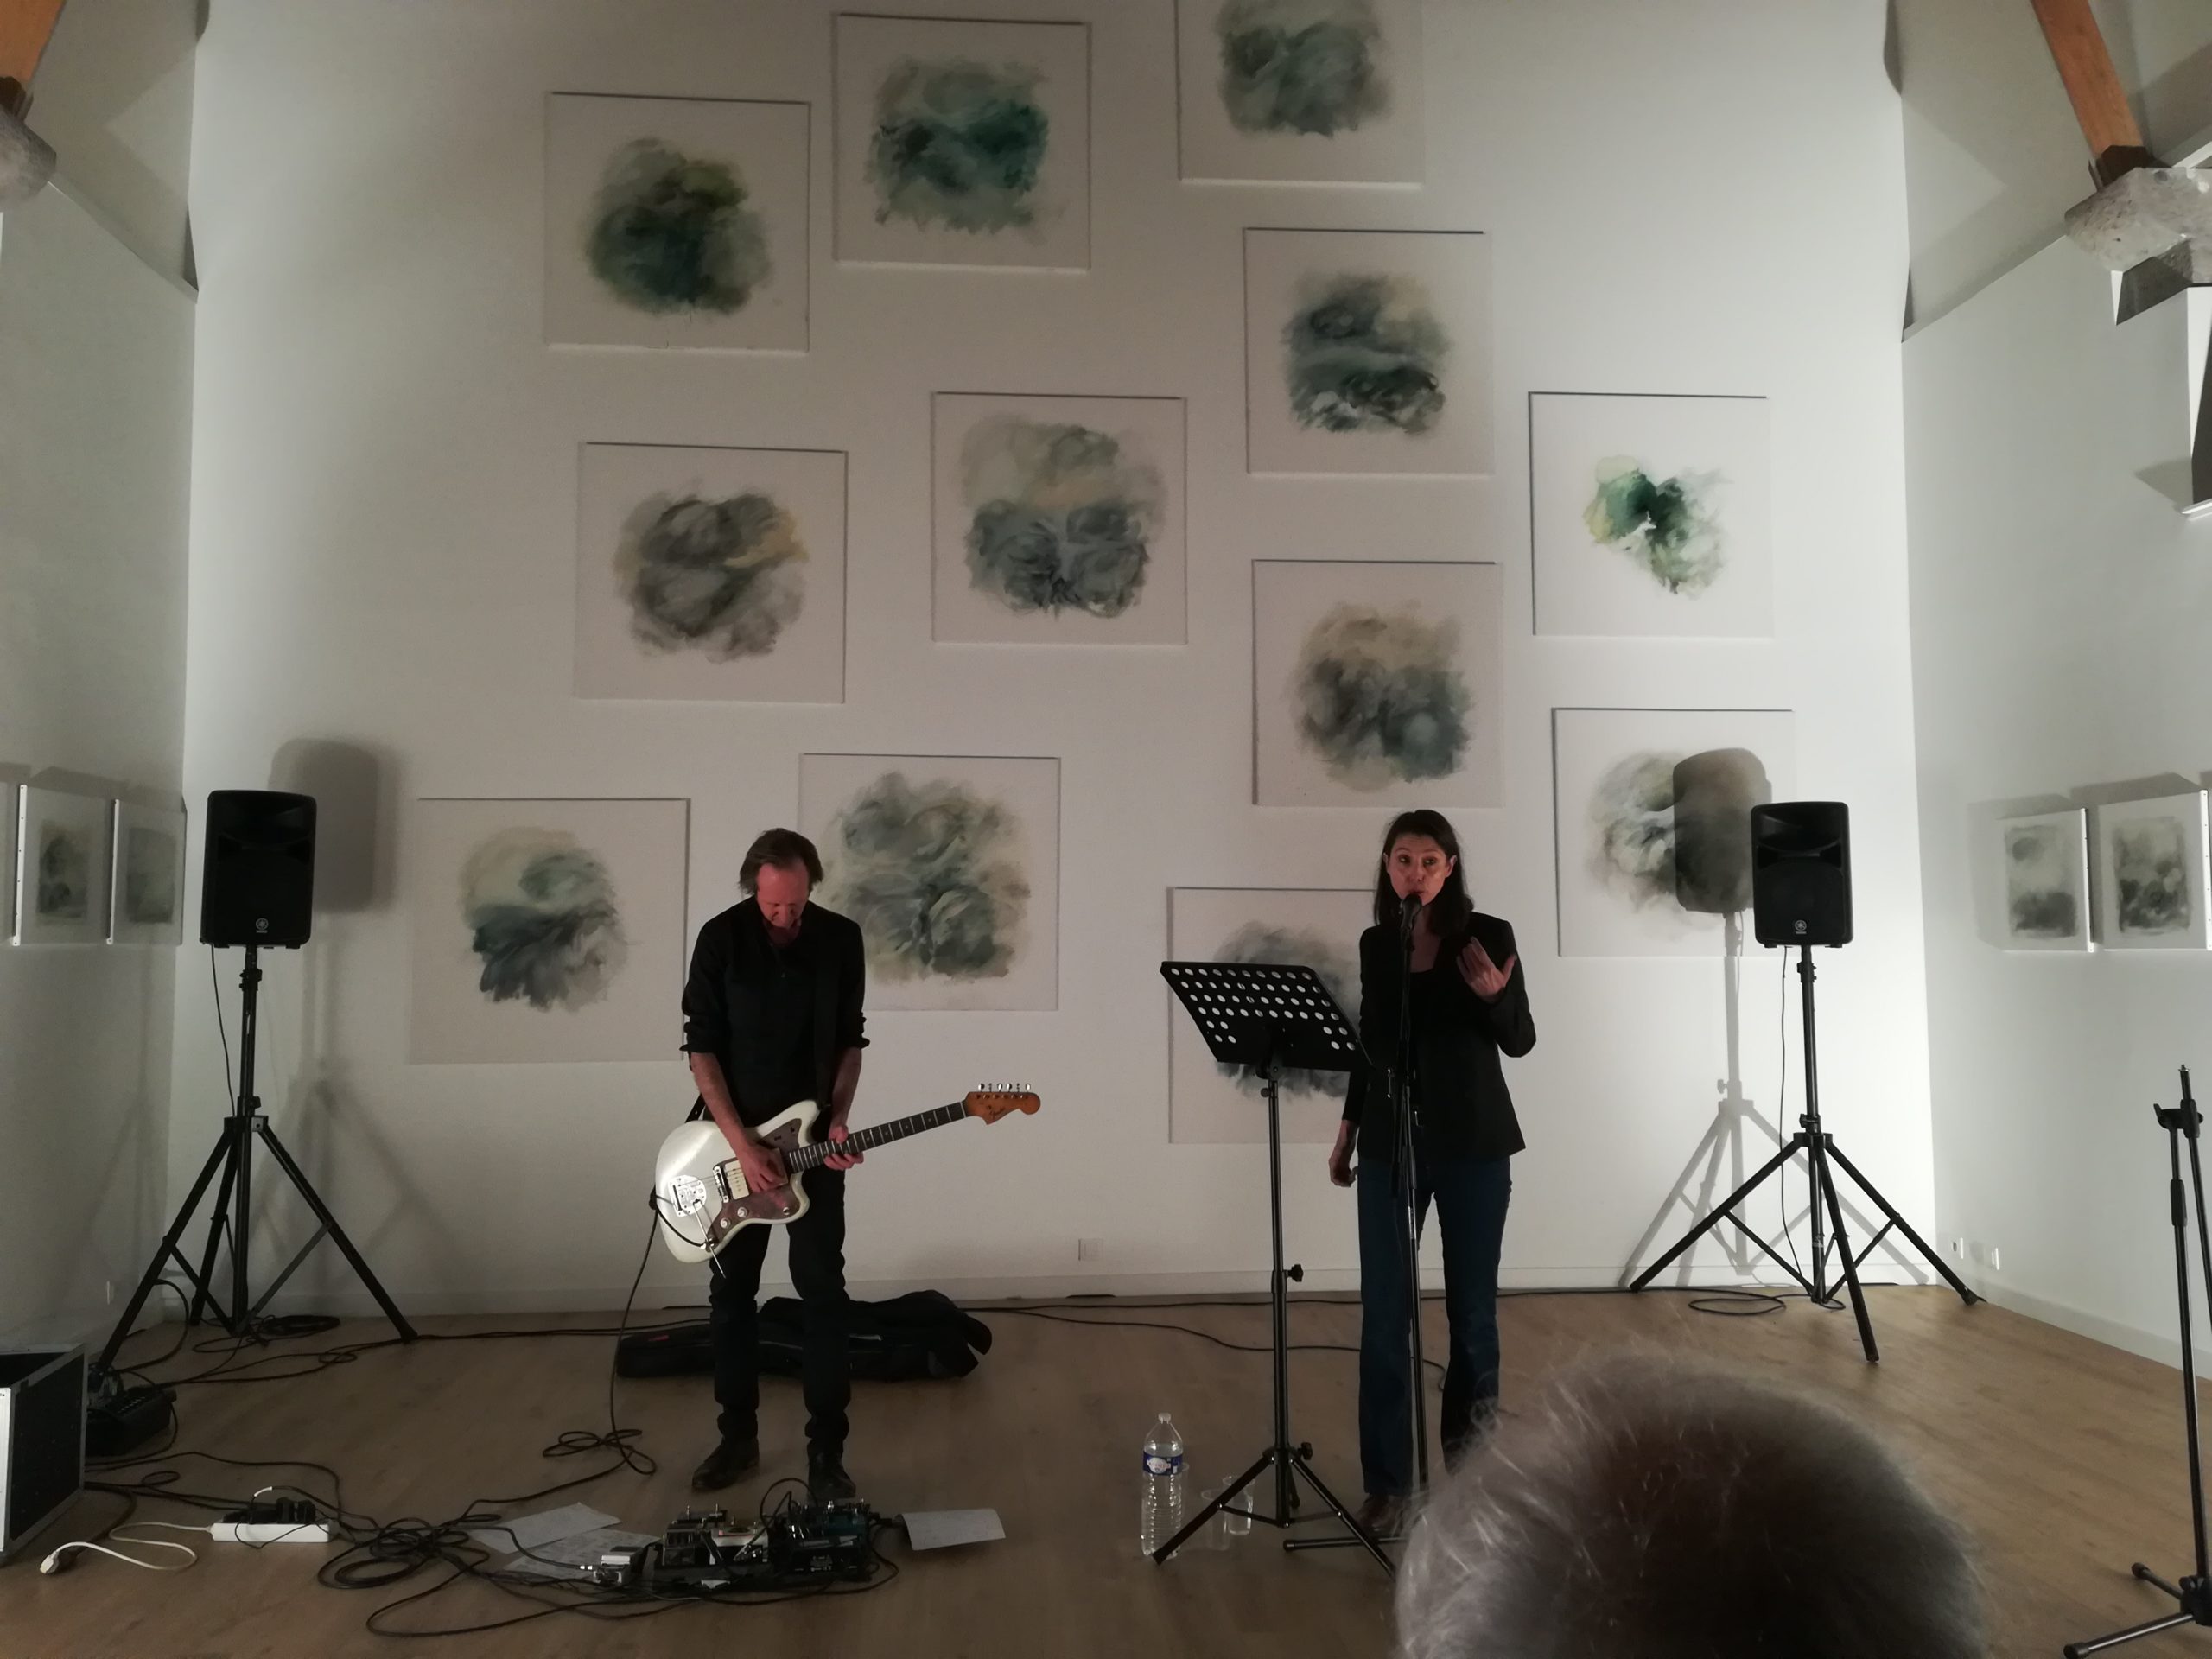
2030, 0, 2158, 186
0, 0, 66, 118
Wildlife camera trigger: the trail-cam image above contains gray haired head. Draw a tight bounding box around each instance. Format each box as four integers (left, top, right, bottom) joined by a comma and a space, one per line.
1396, 1356, 1984, 1658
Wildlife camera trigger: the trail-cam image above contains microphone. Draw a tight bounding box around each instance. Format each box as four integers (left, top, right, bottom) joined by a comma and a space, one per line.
1400, 891, 1422, 929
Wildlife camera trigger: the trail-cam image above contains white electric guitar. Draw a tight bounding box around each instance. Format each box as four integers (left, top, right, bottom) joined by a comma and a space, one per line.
652, 1087, 1040, 1263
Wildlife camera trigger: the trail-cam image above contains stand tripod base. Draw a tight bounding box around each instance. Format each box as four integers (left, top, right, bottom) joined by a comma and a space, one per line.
2064, 1566, 2212, 1656
1153, 1441, 1392, 1576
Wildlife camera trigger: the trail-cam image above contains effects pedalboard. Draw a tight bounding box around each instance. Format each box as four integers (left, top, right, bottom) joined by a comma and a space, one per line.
588, 1498, 879, 1594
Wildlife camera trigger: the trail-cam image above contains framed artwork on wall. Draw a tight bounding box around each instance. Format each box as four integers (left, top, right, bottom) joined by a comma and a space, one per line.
1998, 808, 2092, 953
1175, 0, 1424, 185
833, 14, 1091, 270
1529, 391, 1772, 639
931, 392, 1186, 645
408, 798, 690, 1062
1552, 708, 1796, 957
109, 801, 187, 944
544, 92, 810, 352
15, 785, 111, 946
2093, 791, 2209, 950
1244, 227, 1491, 476
801, 753, 1060, 1010
1254, 559, 1502, 808
1167, 886, 1369, 1145
575, 442, 847, 702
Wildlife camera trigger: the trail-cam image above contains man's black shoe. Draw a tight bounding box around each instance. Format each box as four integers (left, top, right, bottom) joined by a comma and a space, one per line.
808, 1446, 856, 1503
690, 1437, 760, 1492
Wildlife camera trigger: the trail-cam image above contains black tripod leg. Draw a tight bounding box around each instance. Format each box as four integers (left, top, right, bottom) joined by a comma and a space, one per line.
98, 1128, 236, 1373
254, 1121, 417, 1340
188, 1143, 241, 1330
1290, 1455, 1395, 1576
1821, 1141, 1982, 1306
1630, 1136, 1804, 1291
1813, 1136, 1878, 1363
2063, 1610, 2198, 1657
1154, 1449, 1274, 1563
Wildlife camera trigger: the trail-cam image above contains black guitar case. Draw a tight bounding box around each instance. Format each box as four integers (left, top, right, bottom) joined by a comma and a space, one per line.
614, 1290, 994, 1382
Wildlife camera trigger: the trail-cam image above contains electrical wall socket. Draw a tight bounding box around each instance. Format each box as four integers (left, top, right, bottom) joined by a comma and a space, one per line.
1077, 1237, 1104, 1262
1948, 1237, 1966, 1259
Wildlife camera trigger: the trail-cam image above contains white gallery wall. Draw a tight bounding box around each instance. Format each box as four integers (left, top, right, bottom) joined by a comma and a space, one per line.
0, 179, 195, 1336
179, 0, 1934, 1314
1905, 242, 2212, 1363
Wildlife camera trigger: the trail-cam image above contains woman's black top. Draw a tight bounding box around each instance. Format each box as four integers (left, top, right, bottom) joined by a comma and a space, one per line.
1341, 910, 1535, 1162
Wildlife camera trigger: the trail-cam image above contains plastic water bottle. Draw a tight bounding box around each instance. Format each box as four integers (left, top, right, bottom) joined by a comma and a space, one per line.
1139, 1414, 1185, 1556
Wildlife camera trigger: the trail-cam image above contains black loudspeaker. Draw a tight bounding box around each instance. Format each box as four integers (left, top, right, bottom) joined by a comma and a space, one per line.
1751, 802, 1853, 948
200, 790, 315, 948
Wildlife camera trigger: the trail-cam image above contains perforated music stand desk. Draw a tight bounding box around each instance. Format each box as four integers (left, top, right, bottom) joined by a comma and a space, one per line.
1154, 961, 1388, 1574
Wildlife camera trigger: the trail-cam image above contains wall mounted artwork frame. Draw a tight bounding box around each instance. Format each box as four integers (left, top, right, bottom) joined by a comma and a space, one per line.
1244, 226, 1491, 476
408, 797, 690, 1063
1552, 708, 1796, 957
2094, 791, 2209, 950
1254, 559, 1502, 809
931, 392, 1186, 645
1529, 391, 1772, 639
109, 801, 187, 944
834, 14, 1091, 270
1175, 0, 1424, 185
15, 785, 111, 946
1168, 886, 1370, 1145
545, 92, 810, 353
801, 753, 1060, 1010
575, 442, 848, 702
1999, 807, 2092, 953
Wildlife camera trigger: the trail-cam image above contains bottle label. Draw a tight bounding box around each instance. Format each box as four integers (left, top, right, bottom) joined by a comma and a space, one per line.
1144, 1452, 1184, 1477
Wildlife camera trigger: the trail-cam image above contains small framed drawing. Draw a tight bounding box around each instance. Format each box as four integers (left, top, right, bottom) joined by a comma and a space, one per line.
2094, 791, 2211, 950
110, 802, 188, 944
2000, 808, 2091, 952
16, 785, 111, 946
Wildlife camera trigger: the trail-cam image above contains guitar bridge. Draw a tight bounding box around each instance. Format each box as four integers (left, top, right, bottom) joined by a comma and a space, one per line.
712, 1163, 733, 1202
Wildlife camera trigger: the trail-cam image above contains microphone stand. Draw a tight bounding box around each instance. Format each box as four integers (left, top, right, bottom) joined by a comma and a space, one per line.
1390, 894, 1429, 1498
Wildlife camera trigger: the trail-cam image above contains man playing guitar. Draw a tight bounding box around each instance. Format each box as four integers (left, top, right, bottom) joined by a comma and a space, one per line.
681, 829, 865, 1501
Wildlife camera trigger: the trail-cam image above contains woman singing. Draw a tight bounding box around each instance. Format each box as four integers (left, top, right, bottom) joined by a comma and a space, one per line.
1327, 810, 1535, 1534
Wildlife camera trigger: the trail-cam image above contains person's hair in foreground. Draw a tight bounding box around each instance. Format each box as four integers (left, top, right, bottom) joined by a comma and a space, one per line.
1395, 1355, 1986, 1658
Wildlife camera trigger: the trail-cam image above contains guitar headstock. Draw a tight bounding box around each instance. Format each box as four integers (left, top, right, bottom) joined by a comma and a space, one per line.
964, 1084, 1041, 1122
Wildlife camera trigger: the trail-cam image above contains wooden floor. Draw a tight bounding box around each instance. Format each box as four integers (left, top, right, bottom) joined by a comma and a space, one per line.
0, 1287, 2196, 1656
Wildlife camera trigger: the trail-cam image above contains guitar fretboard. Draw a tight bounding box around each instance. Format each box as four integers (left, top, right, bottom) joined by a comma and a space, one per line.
785, 1102, 967, 1173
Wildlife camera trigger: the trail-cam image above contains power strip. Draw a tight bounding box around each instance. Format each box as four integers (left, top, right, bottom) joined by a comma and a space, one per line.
211, 1522, 333, 1545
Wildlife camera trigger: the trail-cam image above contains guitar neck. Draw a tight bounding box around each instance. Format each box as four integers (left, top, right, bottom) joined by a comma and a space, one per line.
786, 1102, 968, 1172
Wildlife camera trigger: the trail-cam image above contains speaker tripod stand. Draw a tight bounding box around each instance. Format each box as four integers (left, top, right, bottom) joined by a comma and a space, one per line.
1628, 945, 1979, 1362
96, 946, 413, 1380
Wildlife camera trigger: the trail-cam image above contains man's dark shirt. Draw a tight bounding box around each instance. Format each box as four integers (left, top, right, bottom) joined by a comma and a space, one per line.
681, 899, 868, 1125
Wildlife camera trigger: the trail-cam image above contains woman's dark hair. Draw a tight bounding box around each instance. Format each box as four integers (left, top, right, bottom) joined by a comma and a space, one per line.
1373, 809, 1473, 937
740, 828, 823, 892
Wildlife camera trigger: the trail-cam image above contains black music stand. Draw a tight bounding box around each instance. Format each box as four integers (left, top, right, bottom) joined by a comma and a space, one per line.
1154, 961, 1390, 1575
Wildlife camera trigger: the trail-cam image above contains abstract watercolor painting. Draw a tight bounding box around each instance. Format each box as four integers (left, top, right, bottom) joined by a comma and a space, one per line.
1254, 560, 1501, 808
1176, 0, 1422, 183
1553, 709, 1796, 957
575, 443, 846, 702
545, 93, 808, 351
108, 801, 186, 944
2000, 809, 2091, 952
1246, 228, 1489, 474
1169, 887, 1368, 1144
2094, 793, 2208, 950
409, 798, 689, 1062
1530, 392, 1771, 638
801, 753, 1059, 1010
14, 785, 110, 946
931, 393, 1185, 644
834, 15, 1090, 270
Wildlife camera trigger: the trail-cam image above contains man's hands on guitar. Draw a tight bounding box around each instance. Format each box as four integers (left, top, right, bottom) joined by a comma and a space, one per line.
732, 1134, 788, 1194
823, 1122, 865, 1172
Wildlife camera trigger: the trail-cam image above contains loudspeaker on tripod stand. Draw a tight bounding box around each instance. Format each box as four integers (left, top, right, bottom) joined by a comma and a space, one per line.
200, 790, 315, 948
1751, 802, 1853, 948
